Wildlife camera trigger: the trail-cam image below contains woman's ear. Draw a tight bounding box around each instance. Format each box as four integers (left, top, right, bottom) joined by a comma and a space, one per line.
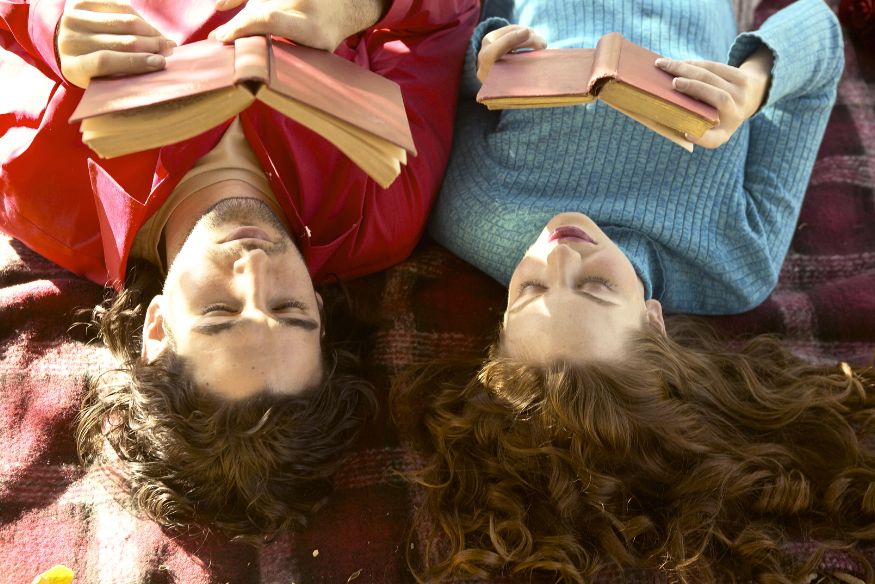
644, 299, 667, 336
141, 295, 170, 362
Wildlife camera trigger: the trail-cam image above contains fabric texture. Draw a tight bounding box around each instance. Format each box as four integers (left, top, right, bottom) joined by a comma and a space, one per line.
1, 0, 874, 582
429, 0, 844, 314
0, 0, 479, 286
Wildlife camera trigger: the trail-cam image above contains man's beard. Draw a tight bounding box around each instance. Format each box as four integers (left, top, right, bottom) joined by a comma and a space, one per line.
200, 197, 288, 234
164, 197, 297, 284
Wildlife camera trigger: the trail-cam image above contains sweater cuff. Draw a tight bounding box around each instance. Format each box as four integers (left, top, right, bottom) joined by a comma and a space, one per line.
604, 227, 664, 301
461, 16, 511, 98
727, 0, 843, 109
28, 0, 66, 81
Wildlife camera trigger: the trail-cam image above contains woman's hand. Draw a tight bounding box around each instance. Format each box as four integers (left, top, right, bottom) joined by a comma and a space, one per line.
655, 46, 773, 149
477, 25, 547, 82
57, 0, 175, 89
211, 0, 386, 52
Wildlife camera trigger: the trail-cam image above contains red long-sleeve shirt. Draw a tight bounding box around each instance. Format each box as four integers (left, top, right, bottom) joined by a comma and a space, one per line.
0, 0, 479, 286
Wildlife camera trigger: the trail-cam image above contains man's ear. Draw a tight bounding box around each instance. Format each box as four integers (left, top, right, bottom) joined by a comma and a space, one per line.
644, 299, 667, 337
141, 295, 170, 362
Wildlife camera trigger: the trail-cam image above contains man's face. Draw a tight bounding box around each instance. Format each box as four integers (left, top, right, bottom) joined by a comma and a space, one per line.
142, 198, 323, 400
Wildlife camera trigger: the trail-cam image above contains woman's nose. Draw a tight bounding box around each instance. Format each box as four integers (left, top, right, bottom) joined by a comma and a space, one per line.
546, 244, 580, 286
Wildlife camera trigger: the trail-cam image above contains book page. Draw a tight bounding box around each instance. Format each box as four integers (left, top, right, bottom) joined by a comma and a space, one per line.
266, 41, 415, 155
81, 87, 254, 158
602, 100, 694, 152
256, 86, 405, 188
70, 40, 239, 122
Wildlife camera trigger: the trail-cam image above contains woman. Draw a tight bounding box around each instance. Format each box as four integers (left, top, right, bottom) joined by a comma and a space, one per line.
430, 0, 844, 357
398, 0, 873, 581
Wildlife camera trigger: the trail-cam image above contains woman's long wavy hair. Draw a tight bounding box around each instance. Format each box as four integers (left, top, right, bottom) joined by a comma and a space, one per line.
396, 318, 875, 583
78, 259, 377, 543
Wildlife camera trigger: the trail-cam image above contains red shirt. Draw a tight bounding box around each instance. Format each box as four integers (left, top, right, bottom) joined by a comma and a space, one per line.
0, 0, 479, 286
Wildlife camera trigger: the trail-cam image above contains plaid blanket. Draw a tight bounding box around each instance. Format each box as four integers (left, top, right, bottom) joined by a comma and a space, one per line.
2, 1, 874, 581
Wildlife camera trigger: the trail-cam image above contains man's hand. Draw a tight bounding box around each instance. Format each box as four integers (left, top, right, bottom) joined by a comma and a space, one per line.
655, 46, 773, 149
57, 0, 176, 89
477, 25, 547, 82
211, 0, 387, 52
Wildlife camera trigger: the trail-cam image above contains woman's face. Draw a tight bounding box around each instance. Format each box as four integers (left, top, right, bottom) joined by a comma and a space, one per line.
503, 213, 664, 365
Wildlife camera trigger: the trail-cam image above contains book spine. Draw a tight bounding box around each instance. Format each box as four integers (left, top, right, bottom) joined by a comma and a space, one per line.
233, 36, 270, 84
588, 32, 623, 95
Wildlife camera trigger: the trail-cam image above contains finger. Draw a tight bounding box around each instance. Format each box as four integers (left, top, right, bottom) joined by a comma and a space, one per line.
60, 32, 174, 56
482, 25, 531, 50
655, 59, 734, 95
685, 129, 725, 150
215, 0, 246, 11
671, 77, 734, 112
63, 9, 166, 38
512, 33, 548, 52
80, 50, 166, 80
70, 0, 141, 16
680, 59, 747, 86
212, 7, 282, 42
478, 28, 536, 81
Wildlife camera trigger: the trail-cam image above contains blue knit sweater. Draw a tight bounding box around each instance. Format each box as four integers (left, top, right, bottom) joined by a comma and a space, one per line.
428, 0, 843, 314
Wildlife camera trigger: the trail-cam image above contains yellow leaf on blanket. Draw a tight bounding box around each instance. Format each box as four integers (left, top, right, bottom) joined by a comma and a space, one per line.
30, 565, 74, 584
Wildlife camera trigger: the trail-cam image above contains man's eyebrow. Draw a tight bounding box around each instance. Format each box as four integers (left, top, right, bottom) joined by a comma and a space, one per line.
192, 317, 320, 335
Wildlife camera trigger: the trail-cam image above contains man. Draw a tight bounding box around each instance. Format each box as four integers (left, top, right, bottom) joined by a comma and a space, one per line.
0, 0, 478, 540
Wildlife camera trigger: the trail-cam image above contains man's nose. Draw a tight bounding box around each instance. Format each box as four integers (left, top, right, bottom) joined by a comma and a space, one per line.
233, 249, 270, 310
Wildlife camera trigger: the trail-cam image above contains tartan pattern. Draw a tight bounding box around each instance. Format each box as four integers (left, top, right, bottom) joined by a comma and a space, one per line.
2, 2, 875, 581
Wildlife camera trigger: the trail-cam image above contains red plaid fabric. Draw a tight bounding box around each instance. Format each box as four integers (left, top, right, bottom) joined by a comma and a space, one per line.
2, 1, 874, 581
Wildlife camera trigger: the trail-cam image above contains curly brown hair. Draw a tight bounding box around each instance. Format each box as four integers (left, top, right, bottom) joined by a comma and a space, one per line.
78, 259, 376, 542
396, 319, 875, 583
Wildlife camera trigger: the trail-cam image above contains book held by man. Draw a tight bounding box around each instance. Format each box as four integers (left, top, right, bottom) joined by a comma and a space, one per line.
69, 36, 416, 188
476, 33, 720, 151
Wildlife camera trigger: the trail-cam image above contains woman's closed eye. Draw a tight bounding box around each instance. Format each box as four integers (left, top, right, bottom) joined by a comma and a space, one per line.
518, 277, 617, 296
579, 277, 617, 291
518, 280, 547, 295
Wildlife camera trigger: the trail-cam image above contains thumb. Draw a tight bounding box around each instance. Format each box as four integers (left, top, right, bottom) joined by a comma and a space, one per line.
76, 51, 166, 87
215, 0, 246, 11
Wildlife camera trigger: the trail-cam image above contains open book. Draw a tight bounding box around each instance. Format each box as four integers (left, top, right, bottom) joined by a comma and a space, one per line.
69, 36, 416, 188
476, 33, 719, 151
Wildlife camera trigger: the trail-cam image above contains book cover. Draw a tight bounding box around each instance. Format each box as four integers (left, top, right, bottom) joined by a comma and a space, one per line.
476, 33, 719, 147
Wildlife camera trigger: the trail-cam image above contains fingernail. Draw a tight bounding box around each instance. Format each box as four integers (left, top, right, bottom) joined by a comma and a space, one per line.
146, 54, 164, 68
655, 58, 668, 67
215, 0, 228, 8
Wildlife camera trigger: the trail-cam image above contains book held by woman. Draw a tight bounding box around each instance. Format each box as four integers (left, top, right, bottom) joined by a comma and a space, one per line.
477, 32, 719, 151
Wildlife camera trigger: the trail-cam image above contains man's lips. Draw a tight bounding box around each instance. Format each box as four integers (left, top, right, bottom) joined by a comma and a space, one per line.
549, 225, 596, 244
220, 226, 274, 244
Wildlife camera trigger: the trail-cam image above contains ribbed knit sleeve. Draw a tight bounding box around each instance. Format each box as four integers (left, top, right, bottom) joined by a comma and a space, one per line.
429, 0, 843, 315
460, 16, 512, 97
727, 0, 844, 108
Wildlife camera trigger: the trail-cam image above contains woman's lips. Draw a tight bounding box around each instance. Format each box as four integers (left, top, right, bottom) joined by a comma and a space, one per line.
220, 226, 273, 243
549, 225, 596, 244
